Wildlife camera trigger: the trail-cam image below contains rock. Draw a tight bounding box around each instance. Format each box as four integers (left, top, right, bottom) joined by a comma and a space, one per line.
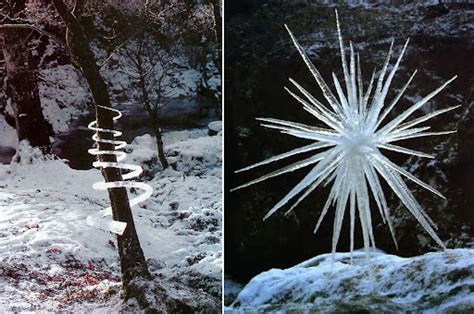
169, 201, 180, 210
229, 249, 474, 312
422, 3, 450, 20
208, 120, 222, 136
224, 278, 244, 306
0, 146, 16, 164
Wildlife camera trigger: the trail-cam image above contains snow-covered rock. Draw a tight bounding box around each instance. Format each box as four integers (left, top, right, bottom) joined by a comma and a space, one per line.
229, 249, 474, 313
208, 120, 222, 136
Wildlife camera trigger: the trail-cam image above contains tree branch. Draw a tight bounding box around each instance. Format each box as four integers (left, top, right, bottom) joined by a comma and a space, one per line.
99, 28, 143, 69
0, 23, 64, 47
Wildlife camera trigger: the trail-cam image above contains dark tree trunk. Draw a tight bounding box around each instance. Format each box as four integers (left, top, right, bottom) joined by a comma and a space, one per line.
152, 118, 169, 169
147, 110, 169, 169
51, 0, 151, 307
1, 0, 52, 154
211, 0, 221, 42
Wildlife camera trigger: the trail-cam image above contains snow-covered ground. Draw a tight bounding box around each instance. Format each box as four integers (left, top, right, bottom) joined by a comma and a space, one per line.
0, 129, 222, 312
228, 249, 474, 312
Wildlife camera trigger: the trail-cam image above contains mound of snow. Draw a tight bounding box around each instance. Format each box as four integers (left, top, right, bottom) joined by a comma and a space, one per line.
164, 128, 209, 145
166, 132, 221, 175
230, 249, 474, 313
127, 134, 158, 167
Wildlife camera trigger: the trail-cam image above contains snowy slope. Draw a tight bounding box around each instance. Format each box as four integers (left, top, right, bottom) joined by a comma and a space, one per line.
0, 129, 221, 312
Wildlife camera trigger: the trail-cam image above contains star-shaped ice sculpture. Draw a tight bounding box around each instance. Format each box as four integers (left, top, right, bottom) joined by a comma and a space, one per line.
233, 10, 458, 258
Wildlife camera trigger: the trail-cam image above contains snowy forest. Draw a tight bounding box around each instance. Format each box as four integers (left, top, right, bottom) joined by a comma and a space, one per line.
225, 0, 473, 312
0, 0, 221, 312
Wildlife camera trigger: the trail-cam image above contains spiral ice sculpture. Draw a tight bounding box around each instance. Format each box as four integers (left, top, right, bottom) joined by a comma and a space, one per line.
87, 105, 153, 235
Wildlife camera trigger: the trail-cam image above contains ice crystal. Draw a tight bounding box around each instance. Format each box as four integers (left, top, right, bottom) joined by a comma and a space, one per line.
233, 10, 459, 258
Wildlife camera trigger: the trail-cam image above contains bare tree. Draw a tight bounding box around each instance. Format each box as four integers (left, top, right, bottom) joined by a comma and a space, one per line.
120, 31, 185, 169
110, 1, 219, 171
50, 0, 153, 308
0, 0, 52, 154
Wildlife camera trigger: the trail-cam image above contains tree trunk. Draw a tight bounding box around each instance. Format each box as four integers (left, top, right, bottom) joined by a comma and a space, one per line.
1, 0, 52, 154
51, 0, 151, 307
153, 118, 169, 169
211, 0, 221, 42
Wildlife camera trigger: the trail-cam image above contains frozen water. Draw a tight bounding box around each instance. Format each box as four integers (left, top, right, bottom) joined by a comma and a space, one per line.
235, 10, 458, 260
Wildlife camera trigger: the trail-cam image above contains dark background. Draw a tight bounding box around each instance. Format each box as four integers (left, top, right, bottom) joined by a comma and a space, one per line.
224, 0, 474, 285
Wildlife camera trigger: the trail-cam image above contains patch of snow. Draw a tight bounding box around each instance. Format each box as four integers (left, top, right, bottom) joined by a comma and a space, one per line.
168, 67, 202, 98
164, 128, 209, 145
38, 65, 90, 133
166, 132, 221, 175
204, 55, 222, 98
3, 99, 14, 120
126, 134, 158, 167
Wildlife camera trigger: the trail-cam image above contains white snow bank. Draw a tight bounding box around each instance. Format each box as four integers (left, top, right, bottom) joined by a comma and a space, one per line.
166, 133, 221, 174
128, 129, 209, 158
164, 128, 209, 145
230, 249, 474, 313
127, 128, 221, 177
126, 134, 157, 167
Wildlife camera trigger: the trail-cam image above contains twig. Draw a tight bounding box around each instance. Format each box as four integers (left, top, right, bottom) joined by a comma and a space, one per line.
98, 29, 141, 70
98, 4, 176, 70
